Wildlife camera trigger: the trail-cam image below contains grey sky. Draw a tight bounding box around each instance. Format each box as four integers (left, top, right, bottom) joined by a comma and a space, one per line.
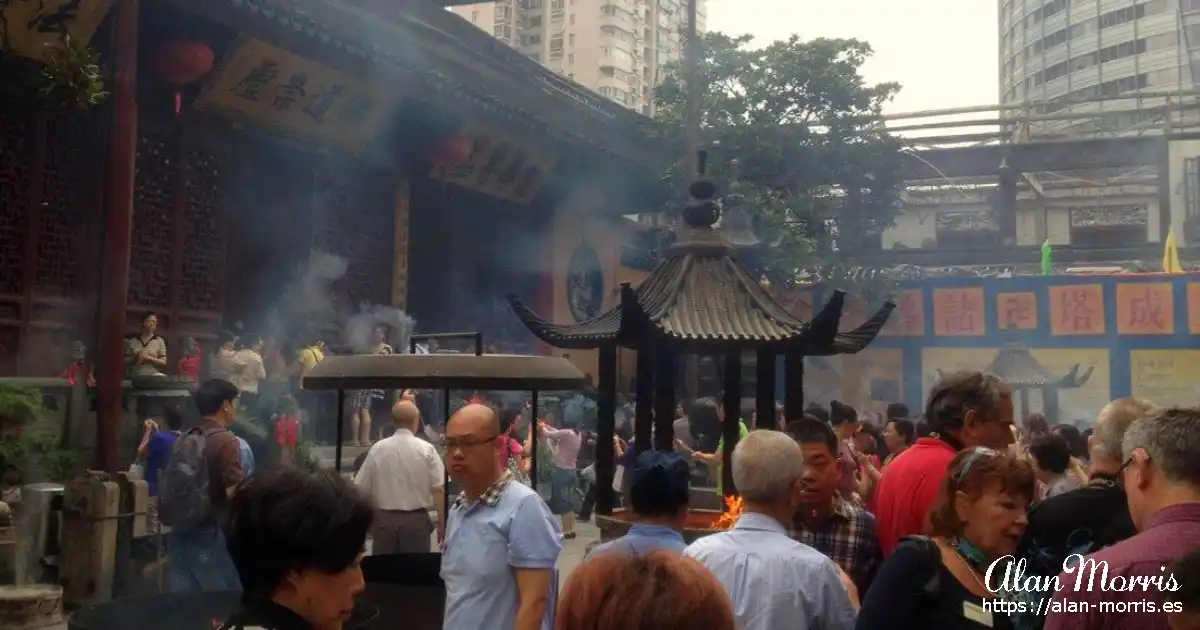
706, 0, 999, 115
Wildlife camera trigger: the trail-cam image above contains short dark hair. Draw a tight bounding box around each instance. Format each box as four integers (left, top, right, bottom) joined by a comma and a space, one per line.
1170, 548, 1200, 611
804, 404, 829, 424
886, 402, 910, 420
162, 402, 185, 431
1029, 434, 1072, 474
785, 418, 837, 455
829, 400, 858, 427
925, 371, 1012, 436
193, 378, 239, 416
1052, 423, 1088, 460
888, 419, 916, 445
225, 468, 374, 599
139, 310, 157, 324
627, 452, 689, 518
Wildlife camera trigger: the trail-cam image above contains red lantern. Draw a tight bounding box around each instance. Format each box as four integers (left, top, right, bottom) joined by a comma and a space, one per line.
431, 134, 472, 169
152, 41, 215, 115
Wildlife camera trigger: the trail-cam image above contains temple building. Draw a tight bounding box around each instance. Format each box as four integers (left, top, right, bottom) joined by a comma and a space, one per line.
0, 0, 663, 468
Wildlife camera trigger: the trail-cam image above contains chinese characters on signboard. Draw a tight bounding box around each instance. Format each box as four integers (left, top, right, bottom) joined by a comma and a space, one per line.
1, 0, 113, 61
996, 292, 1037, 330
429, 128, 556, 204
881, 290, 924, 336
1189, 283, 1200, 334
195, 39, 397, 153
1130, 350, 1200, 407
1048, 285, 1105, 336
933, 287, 985, 336
1116, 283, 1173, 335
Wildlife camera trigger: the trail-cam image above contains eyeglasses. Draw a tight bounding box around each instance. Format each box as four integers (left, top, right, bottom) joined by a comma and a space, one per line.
444, 435, 499, 452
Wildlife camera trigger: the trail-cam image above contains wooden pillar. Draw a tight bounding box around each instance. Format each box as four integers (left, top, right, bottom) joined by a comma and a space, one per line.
595, 342, 618, 515
756, 347, 776, 430
391, 179, 411, 310
634, 339, 654, 454
653, 339, 676, 450
784, 350, 804, 424
96, 0, 140, 473
721, 349, 742, 497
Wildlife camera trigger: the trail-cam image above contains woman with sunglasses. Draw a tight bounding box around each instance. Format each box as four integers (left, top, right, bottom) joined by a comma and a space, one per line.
856, 447, 1037, 630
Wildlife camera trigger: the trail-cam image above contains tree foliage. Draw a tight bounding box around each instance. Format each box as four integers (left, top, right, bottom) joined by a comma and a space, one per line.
654, 33, 907, 296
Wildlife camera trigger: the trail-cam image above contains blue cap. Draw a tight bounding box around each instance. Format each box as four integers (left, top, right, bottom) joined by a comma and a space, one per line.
630, 450, 690, 495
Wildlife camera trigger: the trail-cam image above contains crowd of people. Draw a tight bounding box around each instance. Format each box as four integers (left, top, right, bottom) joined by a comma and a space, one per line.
141, 366, 1200, 630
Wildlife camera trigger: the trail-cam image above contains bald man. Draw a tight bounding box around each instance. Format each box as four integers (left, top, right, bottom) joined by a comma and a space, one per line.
441, 404, 563, 630
356, 400, 445, 553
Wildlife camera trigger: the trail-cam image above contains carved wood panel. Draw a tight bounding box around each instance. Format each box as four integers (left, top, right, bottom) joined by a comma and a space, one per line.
180, 146, 224, 312
0, 78, 35, 297
311, 167, 393, 311
37, 108, 89, 297
129, 132, 178, 309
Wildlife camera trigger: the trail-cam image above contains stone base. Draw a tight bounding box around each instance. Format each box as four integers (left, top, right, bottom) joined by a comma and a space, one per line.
0, 584, 64, 630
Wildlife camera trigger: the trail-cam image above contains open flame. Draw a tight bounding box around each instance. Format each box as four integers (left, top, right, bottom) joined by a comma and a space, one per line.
713, 495, 744, 530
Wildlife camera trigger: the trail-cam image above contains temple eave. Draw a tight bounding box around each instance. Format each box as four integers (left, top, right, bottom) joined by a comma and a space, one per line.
810, 301, 897, 356
506, 295, 621, 350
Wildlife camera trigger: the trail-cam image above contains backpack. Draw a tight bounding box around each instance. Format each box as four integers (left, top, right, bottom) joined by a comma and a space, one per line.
159, 426, 222, 532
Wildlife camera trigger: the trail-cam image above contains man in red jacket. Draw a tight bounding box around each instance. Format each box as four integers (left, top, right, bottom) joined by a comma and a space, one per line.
873, 370, 1016, 556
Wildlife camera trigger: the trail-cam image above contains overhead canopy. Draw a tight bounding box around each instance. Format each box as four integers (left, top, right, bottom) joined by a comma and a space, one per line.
302, 354, 590, 391
509, 211, 894, 353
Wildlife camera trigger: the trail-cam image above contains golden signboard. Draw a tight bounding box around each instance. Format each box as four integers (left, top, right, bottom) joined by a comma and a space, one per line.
1130, 350, 1200, 407
1, 0, 114, 61
196, 39, 397, 153
429, 125, 555, 204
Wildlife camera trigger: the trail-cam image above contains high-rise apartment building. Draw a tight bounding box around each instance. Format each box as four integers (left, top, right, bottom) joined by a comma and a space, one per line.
450, 0, 705, 115
1000, 0, 1199, 136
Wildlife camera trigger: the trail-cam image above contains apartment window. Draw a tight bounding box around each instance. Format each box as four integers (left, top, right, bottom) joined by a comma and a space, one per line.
525, 0, 541, 7
524, 34, 541, 45
528, 15, 542, 27
495, 5, 511, 21
568, 53, 574, 65
1068, 206, 1148, 246
471, 10, 478, 22
493, 24, 512, 40
551, 0, 565, 10
550, 37, 564, 52
1099, 2, 1147, 29
569, 34, 575, 45
1186, 159, 1200, 219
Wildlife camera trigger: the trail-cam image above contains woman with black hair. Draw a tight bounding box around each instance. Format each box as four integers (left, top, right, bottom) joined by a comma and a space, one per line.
220, 468, 374, 630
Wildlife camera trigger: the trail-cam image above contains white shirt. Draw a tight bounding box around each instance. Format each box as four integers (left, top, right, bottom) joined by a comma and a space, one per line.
355, 428, 445, 511
685, 513, 857, 630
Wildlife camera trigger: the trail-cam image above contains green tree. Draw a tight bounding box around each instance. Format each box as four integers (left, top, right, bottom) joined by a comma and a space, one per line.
654, 33, 907, 296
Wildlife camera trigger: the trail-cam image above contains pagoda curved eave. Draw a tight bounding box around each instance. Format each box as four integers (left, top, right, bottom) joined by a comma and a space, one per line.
506, 294, 622, 350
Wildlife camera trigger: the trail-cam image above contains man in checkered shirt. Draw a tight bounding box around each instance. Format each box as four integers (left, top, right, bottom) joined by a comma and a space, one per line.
786, 416, 883, 595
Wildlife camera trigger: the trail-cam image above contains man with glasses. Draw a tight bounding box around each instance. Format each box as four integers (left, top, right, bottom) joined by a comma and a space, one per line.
440, 404, 562, 630
873, 371, 1015, 557
1045, 405, 1200, 630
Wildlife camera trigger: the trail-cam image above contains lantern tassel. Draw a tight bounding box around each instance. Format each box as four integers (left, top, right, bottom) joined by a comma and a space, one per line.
174, 91, 182, 116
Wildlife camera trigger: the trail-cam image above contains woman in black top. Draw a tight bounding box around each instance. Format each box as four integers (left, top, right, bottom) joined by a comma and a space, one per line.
857, 447, 1037, 630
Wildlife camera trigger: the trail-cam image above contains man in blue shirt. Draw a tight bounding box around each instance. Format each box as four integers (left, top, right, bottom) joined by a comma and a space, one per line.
589, 450, 689, 557
441, 404, 562, 630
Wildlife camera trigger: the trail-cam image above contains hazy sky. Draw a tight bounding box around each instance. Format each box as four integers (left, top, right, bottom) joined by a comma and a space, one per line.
706, 0, 999, 116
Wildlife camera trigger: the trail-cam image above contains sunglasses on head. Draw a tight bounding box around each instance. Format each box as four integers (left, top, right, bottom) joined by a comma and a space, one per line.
954, 446, 999, 483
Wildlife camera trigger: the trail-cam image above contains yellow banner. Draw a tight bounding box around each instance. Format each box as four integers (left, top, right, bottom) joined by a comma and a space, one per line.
1130, 350, 1200, 407
1, 0, 113, 60
196, 39, 397, 153
429, 125, 555, 204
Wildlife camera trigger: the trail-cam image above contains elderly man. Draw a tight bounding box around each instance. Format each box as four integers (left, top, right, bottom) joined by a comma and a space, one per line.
355, 400, 445, 553
685, 430, 858, 630
441, 404, 562, 630
1045, 406, 1200, 630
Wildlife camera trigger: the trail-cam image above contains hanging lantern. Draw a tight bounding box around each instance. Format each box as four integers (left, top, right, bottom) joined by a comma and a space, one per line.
431, 134, 472, 169
152, 41, 215, 116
